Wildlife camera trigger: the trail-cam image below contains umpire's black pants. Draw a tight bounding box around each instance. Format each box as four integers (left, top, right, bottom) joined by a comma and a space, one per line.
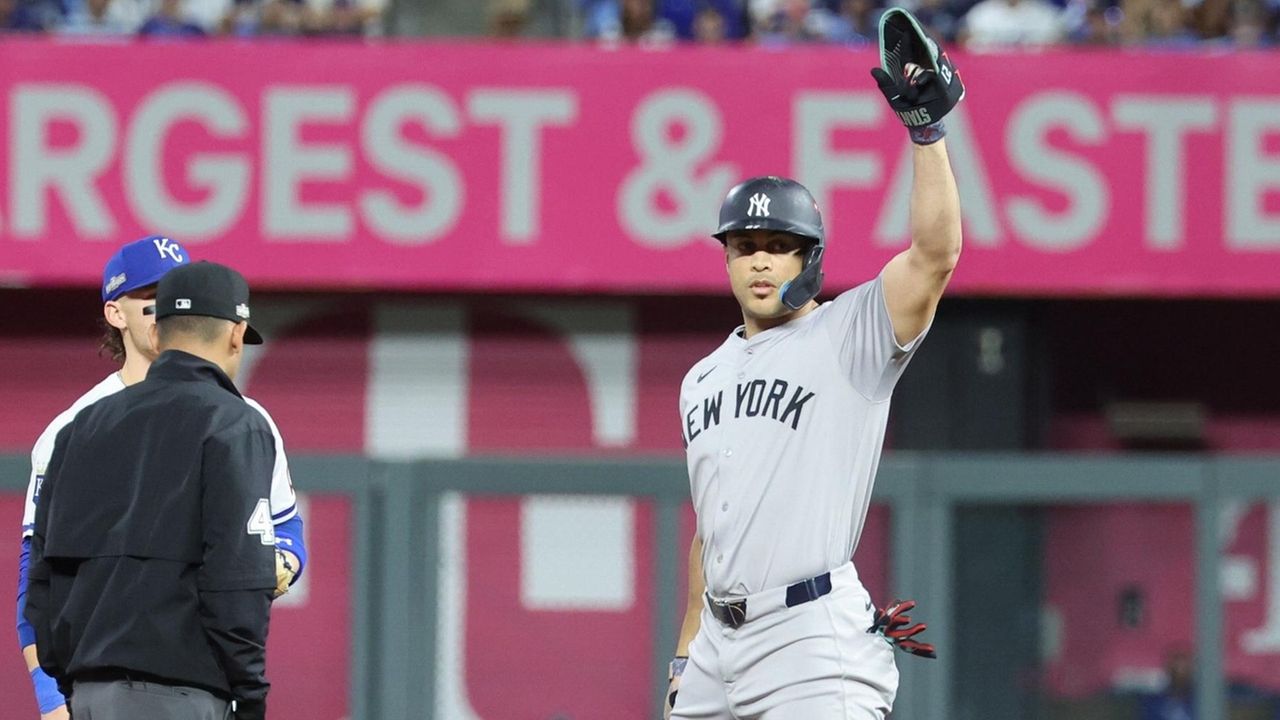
71, 680, 230, 720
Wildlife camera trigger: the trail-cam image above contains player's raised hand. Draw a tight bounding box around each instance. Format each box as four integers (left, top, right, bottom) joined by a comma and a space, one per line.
868, 599, 938, 659
870, 8, 964, 145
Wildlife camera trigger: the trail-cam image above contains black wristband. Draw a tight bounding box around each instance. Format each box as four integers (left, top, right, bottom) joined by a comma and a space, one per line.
909, 120, 946, 145
668, 656, 688, 679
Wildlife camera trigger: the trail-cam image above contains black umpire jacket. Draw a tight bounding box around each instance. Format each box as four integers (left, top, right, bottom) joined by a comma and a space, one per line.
24, 350, 277, 718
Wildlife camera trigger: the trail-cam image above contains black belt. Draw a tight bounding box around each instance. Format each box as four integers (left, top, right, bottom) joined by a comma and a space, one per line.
72, 669, 231, 702
706, 571, 833, 629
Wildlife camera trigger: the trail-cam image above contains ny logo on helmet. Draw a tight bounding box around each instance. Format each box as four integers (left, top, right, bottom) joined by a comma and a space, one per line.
747, 193, 771, 217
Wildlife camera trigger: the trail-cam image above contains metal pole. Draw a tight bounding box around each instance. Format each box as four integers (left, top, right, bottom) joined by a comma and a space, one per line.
372, 462, 422, 720
889, 470, 922, 720
350, 474, 379, 720
888, 458, 953, 720
653, 495, 682, 716
1195, 468, 1226, 720
917, 461, 954, 720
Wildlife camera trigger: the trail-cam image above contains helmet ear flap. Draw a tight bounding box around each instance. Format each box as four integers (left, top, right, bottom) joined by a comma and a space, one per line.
779, 245, 825, 310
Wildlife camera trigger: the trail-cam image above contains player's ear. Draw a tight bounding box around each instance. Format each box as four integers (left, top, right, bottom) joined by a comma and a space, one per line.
229, 321, 247, 356
103, 301, 127, 331
223, 322, 247, 382
147, 321, 160, 354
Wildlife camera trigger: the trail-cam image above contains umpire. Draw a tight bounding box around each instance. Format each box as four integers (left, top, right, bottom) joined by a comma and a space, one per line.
25, 261, 277, 720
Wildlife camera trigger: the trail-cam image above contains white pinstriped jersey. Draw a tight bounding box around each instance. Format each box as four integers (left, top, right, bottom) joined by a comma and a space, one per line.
679, 276, 926, 597
22, 373, 298, 538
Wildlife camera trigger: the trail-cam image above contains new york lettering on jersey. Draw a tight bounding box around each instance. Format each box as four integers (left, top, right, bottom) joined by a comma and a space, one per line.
684, 379, 817, 443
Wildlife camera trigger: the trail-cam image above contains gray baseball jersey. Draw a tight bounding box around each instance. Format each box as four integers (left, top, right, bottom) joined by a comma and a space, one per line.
680, 275, 926, 597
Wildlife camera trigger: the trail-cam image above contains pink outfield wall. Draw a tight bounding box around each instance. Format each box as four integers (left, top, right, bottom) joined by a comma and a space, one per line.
2, 41, 1280, 297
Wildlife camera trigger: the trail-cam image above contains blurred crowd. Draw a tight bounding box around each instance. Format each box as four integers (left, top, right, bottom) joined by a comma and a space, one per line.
0, 0, 382, 36
3, 0, 1276, 47
491, 0, 1280, 47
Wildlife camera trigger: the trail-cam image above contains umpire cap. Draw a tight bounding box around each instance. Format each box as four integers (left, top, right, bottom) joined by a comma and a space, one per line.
147, 261, 264, 344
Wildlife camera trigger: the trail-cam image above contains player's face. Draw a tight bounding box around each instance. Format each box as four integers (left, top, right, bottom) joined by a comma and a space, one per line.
724, 230, 808, 322
104, 286, 160, 361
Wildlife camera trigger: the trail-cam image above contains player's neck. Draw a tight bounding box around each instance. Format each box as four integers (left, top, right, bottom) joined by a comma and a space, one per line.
741, 301, 817, 339
117, 352, 153, 386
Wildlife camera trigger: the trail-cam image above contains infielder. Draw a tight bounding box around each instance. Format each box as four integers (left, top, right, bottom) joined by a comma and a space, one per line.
15, 236, 308, 720
666, 11, 963, 719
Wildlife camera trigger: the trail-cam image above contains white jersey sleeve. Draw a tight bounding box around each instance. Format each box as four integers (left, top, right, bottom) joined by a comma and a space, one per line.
22, 374, 127, 538
243, 397, 298, 525
818, 275, 929, 402
23, 378, 299, 537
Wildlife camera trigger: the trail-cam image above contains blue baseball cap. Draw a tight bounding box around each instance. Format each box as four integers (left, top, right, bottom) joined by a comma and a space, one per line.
101, 235, 189, 302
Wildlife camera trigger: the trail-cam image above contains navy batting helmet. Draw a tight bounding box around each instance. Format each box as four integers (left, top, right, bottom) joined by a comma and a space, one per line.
713, 176, 825, 310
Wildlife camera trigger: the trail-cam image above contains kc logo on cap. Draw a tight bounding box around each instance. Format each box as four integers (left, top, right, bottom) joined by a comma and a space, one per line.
101, 235, 190, 302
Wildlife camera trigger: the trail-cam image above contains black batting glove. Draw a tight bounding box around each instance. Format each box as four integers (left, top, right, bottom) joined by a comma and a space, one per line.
871, 8, 965, 145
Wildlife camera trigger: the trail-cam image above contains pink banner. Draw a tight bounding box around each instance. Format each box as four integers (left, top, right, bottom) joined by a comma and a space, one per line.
2, 41, 1280, 296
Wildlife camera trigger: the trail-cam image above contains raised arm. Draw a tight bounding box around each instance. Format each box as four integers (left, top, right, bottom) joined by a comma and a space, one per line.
880, 140, 962, 345
870, 10, 966, 345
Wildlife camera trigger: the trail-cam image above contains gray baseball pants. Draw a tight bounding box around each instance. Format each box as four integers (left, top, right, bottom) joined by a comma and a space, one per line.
70, 679, 230, 720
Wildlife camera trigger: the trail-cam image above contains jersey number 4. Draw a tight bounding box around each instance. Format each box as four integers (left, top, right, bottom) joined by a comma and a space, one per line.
247, 499, 277, 546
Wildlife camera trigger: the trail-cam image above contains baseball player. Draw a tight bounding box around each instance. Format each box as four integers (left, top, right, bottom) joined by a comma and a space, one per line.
666, 10, 963, 719
15, 236, 308, 720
